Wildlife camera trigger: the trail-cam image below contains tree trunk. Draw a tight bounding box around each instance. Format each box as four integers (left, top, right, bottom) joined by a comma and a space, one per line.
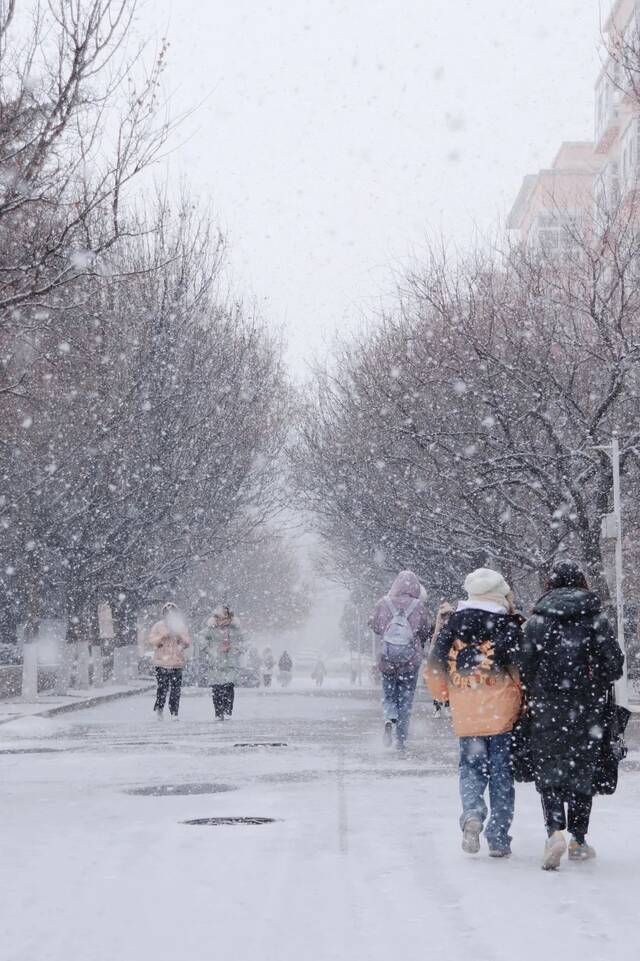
57, 593, 85, 693
111, 593, 138, 684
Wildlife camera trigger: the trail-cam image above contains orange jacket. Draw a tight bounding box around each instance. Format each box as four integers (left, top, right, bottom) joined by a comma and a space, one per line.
425, 605, 523, 738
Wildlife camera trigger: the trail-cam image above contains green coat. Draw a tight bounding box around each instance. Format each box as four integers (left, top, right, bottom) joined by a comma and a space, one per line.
201, 621, 245, 686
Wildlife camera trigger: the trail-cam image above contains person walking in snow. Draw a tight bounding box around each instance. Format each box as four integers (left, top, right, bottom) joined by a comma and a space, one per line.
425, 569, 523, 857
278, 650, 293, 687
201, 606, 245, 720
311, 657, 327, 687
148, 602, 191, 720
369, 571, 431, 752
520, 560, 624, 870
262, 646, 275, 687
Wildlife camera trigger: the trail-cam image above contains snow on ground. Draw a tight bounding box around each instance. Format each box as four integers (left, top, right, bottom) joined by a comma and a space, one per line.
1, 684, 639, 961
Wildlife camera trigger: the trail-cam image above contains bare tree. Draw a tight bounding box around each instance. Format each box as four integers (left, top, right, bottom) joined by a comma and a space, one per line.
293, 212, 640, 606
0, 0, 170, 405
1, 196, 289, 668
177, 529, 313, 636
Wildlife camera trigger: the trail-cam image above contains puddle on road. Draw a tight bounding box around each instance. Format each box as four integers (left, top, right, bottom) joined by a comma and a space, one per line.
233, 742, 288, 748
126, 782, 236, 797
183, 817, 278, 827
367, 767, 452, 779
259, 770, 319, 784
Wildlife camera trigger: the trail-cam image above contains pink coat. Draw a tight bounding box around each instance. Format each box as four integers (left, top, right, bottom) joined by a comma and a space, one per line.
369, 571, 431, 669
148, 620, 191, 669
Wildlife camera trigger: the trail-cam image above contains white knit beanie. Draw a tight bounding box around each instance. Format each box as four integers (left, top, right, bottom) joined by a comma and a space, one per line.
463, 567, 510, 599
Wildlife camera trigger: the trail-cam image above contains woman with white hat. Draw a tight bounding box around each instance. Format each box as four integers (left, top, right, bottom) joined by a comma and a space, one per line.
426, 568, 524, 857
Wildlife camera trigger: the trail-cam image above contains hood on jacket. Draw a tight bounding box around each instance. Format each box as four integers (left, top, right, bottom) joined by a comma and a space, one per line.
389, 571, 421, 606
532, 587, 602, 620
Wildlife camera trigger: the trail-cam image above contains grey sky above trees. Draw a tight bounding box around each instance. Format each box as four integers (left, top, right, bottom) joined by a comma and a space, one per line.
139, 0, 602, 368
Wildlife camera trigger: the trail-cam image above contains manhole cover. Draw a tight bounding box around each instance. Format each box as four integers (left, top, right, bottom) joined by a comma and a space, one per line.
233, 742, 288, 748
183, 817, 278, 826
126, 783, 235, 797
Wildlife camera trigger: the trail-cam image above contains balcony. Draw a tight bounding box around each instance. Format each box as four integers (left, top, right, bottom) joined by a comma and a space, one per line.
604, 0, 640, 36
595, 66, 622, 152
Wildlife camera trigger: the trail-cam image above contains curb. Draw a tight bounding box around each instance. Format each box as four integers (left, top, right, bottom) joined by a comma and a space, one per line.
0, 684, 154, 726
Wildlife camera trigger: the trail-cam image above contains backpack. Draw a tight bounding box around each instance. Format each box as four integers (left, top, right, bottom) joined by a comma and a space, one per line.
381, 597, 419, 666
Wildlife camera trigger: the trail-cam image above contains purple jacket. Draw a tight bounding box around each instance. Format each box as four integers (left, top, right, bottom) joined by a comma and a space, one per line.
369, 571, 431, 668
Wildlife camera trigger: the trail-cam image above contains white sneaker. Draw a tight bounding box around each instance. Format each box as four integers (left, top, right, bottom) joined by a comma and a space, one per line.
170, 714, 179, 721
542, 831, 567, 871
462, 818, 482, 854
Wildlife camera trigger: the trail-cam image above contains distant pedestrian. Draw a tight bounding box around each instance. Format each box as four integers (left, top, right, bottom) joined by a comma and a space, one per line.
278, 650, 293, 687
248, 645, 261, 674
262, 647, 275, 687
311, 657, 327, 687
520, 560, 624, 870
202, 606, 245, 720
369, 571, 431, 752
426, 568, 524, 857
148, 603, 191, 720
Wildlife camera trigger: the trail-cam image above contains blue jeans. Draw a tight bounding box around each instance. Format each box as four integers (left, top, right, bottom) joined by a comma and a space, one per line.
459, 732, 515, 849
381, 667, 419, 746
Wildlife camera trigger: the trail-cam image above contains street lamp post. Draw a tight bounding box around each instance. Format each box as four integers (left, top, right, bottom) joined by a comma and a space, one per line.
594, 432, 629, 707
355, 606, 362, 686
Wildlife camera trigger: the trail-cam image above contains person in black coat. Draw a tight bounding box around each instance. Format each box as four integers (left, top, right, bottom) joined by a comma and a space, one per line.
520, 560, 624, 870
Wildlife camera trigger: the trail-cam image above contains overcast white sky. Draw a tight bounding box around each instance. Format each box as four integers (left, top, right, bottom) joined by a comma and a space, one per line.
138, 0, 603, 371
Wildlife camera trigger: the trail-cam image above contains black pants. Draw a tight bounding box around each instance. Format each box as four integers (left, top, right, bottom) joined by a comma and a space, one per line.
540, 788, 593, 843
154, 668, 182, 716
211, 683, 235, 718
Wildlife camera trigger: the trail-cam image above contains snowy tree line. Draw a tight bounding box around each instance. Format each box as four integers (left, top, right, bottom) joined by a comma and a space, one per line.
292, 210, 640, 608
0, 1, 291, 659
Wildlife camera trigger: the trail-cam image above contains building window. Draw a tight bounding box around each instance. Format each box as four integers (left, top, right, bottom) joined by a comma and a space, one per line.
533, 212, 582, 254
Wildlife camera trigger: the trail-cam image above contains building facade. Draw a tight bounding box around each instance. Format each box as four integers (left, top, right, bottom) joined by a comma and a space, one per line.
509, 0, 640, 245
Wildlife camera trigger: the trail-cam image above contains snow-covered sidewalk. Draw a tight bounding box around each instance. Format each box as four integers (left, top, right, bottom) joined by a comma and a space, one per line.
0, 681, 154, 726
1, 686, 639, 961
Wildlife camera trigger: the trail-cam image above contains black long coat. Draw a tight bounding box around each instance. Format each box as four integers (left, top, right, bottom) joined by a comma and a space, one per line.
520, 588, 624, 797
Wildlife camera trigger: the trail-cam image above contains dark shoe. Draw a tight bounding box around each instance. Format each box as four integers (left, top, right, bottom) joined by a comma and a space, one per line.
488, 846, 511, 858
383, 721, 393, 746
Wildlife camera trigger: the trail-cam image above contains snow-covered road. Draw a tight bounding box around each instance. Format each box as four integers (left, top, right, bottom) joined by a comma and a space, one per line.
1, 686, 639, 961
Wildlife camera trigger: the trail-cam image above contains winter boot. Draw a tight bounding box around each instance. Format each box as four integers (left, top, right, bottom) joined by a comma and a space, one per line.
383, 720, 394, 747
542, 831, 567, 871
488, 845, 511, 858
568, 838, 596, 861
461, 817, 482, 854
154, 708, 164, 721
